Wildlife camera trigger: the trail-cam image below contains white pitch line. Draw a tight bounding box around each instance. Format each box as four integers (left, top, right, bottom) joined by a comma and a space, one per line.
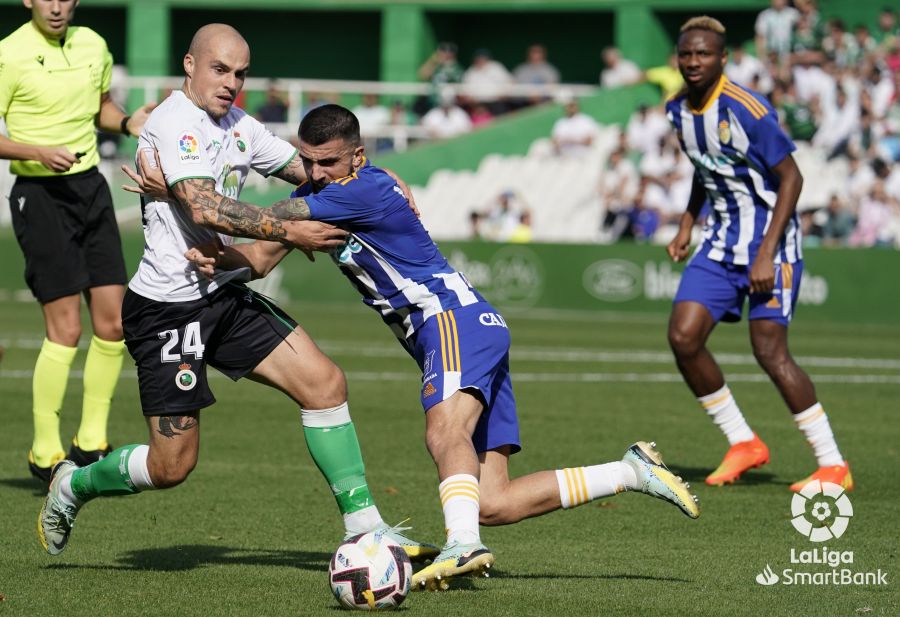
2, 369, 899, 385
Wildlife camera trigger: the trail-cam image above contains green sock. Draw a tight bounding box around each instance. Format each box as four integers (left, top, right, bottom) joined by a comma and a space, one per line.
32, 338, 77, 465
78, 336, 125, 451
303, 421, 374, 514
69, 444, 147, 502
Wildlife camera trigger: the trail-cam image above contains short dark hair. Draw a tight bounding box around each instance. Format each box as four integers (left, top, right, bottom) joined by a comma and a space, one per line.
298, 104, 360, 147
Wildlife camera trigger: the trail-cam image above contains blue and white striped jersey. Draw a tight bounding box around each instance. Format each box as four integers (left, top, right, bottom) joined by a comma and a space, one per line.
666, 76, 801, 265
293, 157, 485, 342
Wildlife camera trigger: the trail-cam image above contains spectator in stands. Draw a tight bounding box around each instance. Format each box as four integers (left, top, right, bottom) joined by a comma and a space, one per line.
421, 88, 472, 139
469, 103, 495, 127
551, 96, 600, 157
639, 135, 677, 181
390, 100, 414, 126
480, 190, 526, 241
812, 86, 860, 159
846, 155, 877, 201
819, 194, 856, 246
513, 44, 560, 107
508, 210, 534, 244
598, 146, 639, 242
468, 211, 484, 240
626, 179, 661, 242
600, 47, 642, 89
416, 42, 464, 116
353, 93, 391, 152
849, 180, 896, 246
726, 46, 773, 93
755, 0, 800, 62
644, 53, 684, 101
461, 48, 513, 116
625, 103, 670, 155
853, 24, 878, 61
255, 82, 288, 123
789, 12, 826, 66
822, 19, 859, 68
875, 7, 900, 48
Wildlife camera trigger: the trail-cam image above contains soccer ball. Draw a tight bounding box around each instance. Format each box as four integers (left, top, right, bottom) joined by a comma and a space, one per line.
328, 530, 412, 610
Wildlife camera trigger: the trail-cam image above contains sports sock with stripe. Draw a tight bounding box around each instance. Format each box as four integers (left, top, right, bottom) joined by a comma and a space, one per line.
77, 335, 125, 451
31, 338, 77, 466
555, 462, 638, 508
439, 474, 481, 545
794, 402, 844, 467
66, 444, 155, 504
698, 384, 755, 445
301, 403, 384, 533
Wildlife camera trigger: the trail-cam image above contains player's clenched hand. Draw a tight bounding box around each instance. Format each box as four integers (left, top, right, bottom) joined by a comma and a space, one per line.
667, 228, 692, 262
38, 146, 78, 173
122, 148, 172, 200
282, 220, 349, 262
184, 239, 224, 279
749, 255, 776, 294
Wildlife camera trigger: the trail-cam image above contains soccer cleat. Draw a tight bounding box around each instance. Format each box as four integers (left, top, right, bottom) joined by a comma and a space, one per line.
623, 441, 700, 519
411, 541, 494, 591
789, 461, 853, 493
705, 434, 770, 486
344, 522, 439, 563
38, 460, 82, 555
28, 450, 66, 486
67, 438, 113, 467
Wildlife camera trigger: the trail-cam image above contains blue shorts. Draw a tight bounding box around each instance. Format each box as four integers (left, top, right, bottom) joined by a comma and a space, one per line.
410, 302, 521, 454
674, 256, 803, 325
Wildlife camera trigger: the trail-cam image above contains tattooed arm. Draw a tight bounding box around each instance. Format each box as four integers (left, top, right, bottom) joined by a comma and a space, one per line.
270, 153, 307, 185
171, 177, 292, 241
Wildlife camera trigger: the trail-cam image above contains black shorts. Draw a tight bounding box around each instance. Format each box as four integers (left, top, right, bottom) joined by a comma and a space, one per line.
9, 167, 128, 303
122, 284, 297, 416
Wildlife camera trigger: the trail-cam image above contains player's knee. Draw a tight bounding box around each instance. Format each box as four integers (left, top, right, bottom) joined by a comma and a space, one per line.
668, 324, 701, 357
478, 493, 511, 526
94, 319, 123, 342
318, 364, 347, 407
48, 322, 82, 347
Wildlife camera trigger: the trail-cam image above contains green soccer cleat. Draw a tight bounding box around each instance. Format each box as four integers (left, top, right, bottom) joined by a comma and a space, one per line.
623, 441, 700, 519
38, 460, 82, 555
411, 541, 494, 591
344, 522, 439, 563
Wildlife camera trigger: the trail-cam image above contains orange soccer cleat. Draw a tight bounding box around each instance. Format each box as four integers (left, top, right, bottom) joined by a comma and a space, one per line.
705, 434, 770, 486
790, 462, 854, 493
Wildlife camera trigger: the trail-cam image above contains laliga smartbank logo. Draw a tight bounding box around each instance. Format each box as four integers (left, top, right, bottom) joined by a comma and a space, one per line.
755, 480, 888, 587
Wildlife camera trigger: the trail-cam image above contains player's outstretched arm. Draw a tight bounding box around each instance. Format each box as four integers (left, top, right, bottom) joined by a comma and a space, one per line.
185, 240, 291, 280
749, 154, 803, 294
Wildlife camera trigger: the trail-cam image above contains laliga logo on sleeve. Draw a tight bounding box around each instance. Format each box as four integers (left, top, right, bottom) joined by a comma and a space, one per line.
790, 480, 852, 542
178, 133, 200, 162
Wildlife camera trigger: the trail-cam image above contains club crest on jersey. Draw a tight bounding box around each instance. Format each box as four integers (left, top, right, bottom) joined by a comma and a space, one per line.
175, 363, 197, 391
233, 131, 247, 152
178, 133, 200, 162
718, 120, 731, 144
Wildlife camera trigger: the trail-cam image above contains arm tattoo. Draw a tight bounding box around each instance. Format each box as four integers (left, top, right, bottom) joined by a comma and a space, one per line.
271, 155, 306, 185
269, 196, 312, 221
172, 178, 287, 241
157, 415, 198, 439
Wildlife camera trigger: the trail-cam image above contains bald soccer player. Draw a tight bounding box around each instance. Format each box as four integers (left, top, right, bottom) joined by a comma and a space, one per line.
37, 24, 436, 562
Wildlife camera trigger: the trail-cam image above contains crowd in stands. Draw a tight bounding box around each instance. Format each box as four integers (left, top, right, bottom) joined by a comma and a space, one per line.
593, 1, 900, 249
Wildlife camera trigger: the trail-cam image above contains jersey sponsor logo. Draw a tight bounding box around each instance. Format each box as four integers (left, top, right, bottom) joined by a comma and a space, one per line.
478, 312, 508, 328
687, 150, 741, 171
334, 237, 363, 263
175, 362, 197, 391
719, 119, 731, 144
178, 133, 200, 162
422, 382, 437, 397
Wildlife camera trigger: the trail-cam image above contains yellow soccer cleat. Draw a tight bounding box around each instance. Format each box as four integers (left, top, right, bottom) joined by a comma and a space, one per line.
411, 542, 494, 591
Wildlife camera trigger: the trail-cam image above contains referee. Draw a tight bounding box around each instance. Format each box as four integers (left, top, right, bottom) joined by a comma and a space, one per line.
0, 0, 154, 484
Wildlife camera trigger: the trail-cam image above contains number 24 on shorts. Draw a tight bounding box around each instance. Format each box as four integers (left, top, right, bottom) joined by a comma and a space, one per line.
158, 321, 205, 363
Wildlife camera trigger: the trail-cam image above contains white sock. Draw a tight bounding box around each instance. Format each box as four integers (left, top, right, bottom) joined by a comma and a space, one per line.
794, 403, 844, 467
126, 444, 155, 490
439, 474, 480, 545
58, 474, 83, 506
343, 505, 386, 535
699, 385, 755, 445
556, 462, 638, 508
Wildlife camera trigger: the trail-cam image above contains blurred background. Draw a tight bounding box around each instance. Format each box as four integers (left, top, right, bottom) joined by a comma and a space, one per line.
1, 0, 898, 323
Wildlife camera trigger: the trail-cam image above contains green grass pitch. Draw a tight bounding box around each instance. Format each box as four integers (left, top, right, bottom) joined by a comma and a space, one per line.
0, 299, 897, 616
